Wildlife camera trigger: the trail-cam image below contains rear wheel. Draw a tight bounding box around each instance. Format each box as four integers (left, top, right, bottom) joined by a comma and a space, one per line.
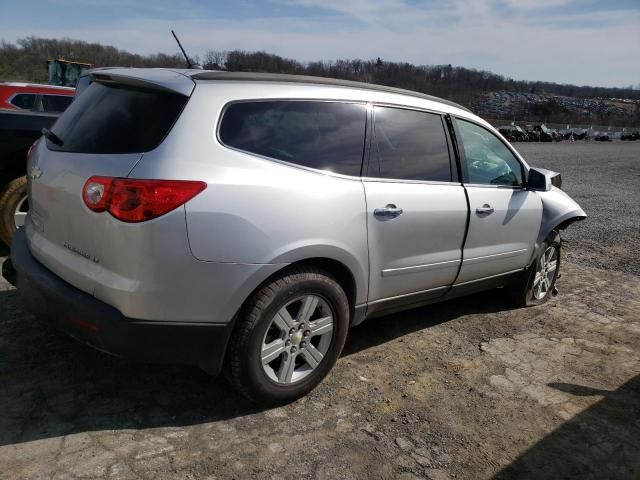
0, 176, 28, 247
224, 266, 349, 405
509, 231, 561, 307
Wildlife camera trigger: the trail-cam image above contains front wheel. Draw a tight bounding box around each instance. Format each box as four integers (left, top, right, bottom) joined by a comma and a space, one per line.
224, 266, 349, 405
509, 231, 561, 307
0, 176, 28, 247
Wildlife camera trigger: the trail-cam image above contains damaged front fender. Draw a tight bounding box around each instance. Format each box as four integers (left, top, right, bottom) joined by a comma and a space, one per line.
533, 186, 586, 260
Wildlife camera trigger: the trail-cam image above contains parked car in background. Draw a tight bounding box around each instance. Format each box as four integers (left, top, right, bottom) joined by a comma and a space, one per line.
593, 132, 612, 142
0, 82, 74, 112
0, 82, 74, 246
497, 125, 529, 142
526, 124, 554, 142
3, 69, 586, 404
560, 127, 588, 141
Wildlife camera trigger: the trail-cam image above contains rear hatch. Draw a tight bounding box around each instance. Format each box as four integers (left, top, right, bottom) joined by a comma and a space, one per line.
26, 70, 193, 294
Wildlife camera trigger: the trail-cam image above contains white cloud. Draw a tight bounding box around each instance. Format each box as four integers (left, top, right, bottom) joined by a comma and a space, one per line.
502, 0, 573, 10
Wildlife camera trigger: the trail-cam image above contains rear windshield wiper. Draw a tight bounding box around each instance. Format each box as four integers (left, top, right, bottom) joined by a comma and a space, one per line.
41, 128, 64, 146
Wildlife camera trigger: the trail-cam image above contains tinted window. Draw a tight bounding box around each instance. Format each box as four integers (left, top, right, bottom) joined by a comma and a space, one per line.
220, 101, 366, 176
10, 94, 36, 110
455, 119, 523, 186
48, 82, 187, 153
42, 95, 72, 112
74, 75, 92, 99
370, 107, 451, 181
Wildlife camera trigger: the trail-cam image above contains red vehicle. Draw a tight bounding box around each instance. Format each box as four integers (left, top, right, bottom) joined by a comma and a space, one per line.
0, 82, 75, 246
0, 82, 74, 112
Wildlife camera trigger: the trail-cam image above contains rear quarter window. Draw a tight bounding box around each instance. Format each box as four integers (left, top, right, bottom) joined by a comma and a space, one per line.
47, 81, 188, 154
219, 101, 367, 176
10, 93, 37, 110
42, 94, 73, 112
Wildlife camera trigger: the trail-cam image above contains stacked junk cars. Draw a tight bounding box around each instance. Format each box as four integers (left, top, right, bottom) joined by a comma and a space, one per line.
496, 122, 639, 143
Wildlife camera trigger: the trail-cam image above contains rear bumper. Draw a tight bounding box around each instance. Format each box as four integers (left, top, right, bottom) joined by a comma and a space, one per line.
4, 229, 232, 375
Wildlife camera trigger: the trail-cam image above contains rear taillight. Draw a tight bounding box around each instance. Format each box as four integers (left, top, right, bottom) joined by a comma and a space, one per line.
82, 176, 112, 212
82, 177, 206, 223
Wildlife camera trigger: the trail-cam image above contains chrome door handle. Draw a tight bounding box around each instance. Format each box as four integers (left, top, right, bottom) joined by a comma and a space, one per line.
374, 204, 403, 219
476, 204, 494, 215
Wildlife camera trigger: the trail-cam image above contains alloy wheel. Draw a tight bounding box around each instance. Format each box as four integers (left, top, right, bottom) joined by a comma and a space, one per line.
261, 294, 334, 384
533, 245, 558, 300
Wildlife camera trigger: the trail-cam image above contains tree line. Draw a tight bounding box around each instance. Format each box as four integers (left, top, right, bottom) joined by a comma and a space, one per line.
1, 36, 638, 123
207, 50, 640, 103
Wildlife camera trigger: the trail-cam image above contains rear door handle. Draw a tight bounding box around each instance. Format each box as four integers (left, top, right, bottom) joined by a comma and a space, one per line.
476, 204, 494, 215
374, 204, 403, 219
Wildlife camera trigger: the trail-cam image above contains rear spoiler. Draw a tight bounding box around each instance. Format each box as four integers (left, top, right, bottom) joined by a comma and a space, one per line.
89, 68, 195, 96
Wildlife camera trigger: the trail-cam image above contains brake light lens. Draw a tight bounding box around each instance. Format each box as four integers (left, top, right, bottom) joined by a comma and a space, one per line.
82, 177, 206, 223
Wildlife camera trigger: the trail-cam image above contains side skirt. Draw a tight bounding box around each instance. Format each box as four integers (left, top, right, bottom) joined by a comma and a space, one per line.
353, 269, 523, 326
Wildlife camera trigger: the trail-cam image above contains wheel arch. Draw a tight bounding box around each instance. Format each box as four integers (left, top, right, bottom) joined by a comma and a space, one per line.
231, 254, 364, 337
287, 257, 358, 311
531, 213, 584, 266
254, 256, 360, 310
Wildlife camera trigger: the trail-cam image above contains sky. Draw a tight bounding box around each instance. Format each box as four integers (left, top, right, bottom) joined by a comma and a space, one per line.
2, 0, 639, 88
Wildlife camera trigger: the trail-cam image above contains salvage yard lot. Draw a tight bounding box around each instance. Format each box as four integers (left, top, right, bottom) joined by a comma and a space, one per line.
1, 142, 639, 480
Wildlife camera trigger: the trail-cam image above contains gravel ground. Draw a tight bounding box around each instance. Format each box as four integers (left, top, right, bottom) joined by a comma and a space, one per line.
1, 142, 639, 480
516, 141, 640, 276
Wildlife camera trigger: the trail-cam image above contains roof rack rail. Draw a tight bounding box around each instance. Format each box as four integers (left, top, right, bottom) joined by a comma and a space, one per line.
190, 71, 470, 112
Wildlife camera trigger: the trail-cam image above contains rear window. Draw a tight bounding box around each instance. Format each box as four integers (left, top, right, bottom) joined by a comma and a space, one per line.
42, 94, 72, 112
10, 93, 36, 110
47, 81, 188, 153
74, 75, 92, 99
219, 101, 366, 176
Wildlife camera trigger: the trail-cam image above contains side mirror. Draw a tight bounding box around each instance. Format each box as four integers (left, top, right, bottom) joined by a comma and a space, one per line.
527, 167, 562, 191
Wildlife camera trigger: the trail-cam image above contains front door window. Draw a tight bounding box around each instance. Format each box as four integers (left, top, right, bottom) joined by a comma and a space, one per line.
455, 119, 523, 187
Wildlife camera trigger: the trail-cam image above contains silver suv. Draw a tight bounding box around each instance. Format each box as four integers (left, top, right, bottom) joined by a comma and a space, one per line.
3, 69, 585, 404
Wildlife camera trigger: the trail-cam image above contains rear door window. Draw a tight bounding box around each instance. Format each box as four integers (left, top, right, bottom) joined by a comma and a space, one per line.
369, 106, 452, 182
42, 94, 73, 112
47, 81, 188, 153
219, 101, 367, 176
10, 93, 37, 110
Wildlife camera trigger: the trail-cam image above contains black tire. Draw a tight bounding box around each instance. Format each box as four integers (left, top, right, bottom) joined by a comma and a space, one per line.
224, 266, 350, 405
509, 231, 561, 307
0, 176, 28, 247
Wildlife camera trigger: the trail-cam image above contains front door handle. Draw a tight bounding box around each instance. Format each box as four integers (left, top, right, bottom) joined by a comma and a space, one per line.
476, 204, 494, 215
374, 204, 403, 219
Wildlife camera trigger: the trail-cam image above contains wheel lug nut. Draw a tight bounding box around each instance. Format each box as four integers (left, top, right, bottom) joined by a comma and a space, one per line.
291, 346, 297, 353
300, 342, 306, 348
304, 330, 310, 337
285, 340, 291, 347
299, 324, 305, 330
289, 328, 295, 335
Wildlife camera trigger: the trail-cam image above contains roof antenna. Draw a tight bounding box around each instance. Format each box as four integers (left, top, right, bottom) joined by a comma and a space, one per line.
171, 30, 201, 69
